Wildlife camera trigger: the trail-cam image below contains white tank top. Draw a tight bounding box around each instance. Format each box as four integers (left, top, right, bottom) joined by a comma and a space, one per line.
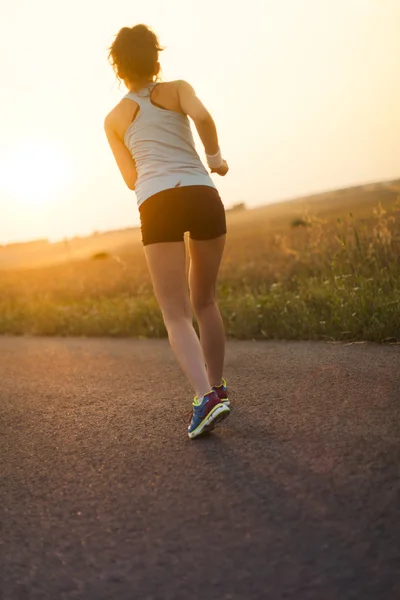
123, 83, 216, 207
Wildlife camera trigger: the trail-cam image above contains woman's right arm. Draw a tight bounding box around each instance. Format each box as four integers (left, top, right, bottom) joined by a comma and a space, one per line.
104, 105, 138, 190
177, 81, 229, 176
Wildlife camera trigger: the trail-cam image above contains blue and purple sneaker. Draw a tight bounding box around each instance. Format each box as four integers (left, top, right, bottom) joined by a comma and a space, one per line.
212, 378, 230, 406
188, 390, 230, 439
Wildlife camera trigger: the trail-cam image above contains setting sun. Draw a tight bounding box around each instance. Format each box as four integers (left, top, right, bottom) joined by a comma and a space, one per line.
0, 141, 71, 207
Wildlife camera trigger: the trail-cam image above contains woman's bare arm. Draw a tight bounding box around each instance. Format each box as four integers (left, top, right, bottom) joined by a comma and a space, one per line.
177, 81, 228, 176
104, 109, 138, 190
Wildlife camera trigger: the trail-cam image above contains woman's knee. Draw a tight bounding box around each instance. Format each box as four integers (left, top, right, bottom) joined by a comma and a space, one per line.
191, 293, 216, 316
161, 299, 192, 327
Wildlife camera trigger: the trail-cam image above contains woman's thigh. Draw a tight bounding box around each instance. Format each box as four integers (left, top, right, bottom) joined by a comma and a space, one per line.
144, 241, 191, 321
189, 235, 226, 309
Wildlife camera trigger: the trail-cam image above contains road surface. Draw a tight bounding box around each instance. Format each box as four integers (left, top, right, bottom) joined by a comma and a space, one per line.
1, 337, 399, 599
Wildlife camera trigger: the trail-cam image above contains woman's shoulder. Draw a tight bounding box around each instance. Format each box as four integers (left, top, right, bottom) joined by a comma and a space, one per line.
158, 79, 182, 86
104, 98, 139, 138
107, 96, 138, 118
156, 80, 193, 92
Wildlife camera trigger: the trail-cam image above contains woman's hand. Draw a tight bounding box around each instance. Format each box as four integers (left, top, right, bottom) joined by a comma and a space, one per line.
211, 160, 229, 176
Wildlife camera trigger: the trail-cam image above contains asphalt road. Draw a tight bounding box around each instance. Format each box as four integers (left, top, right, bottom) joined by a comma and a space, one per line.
1, 337, 399, 600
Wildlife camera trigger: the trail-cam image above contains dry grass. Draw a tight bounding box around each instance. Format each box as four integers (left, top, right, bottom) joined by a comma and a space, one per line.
1, 182, 399, 341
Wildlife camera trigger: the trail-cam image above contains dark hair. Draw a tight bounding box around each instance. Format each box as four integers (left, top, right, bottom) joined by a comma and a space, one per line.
108, 24, 163, 82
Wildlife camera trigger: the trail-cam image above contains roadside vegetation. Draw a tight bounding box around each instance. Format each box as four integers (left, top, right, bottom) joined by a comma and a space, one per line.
1, 186, 399, 342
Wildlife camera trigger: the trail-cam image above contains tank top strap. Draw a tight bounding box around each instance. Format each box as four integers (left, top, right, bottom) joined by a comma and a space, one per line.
123, 82, 157, 107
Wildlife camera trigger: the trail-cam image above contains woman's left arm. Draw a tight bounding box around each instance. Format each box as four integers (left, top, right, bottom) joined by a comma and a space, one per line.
104, 113, 137, 190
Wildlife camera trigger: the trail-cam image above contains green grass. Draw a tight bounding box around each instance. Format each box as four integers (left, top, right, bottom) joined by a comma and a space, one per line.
1, 185, 399, 342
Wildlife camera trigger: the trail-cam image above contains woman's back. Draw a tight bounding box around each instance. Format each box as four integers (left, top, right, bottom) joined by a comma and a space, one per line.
123, 81, 214, 206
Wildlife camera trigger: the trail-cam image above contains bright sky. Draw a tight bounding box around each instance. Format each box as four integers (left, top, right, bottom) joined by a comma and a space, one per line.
0, 0, 399, 243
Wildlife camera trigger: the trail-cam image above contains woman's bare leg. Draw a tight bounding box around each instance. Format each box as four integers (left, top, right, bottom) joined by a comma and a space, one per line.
189, 235, 226, 387
144, 241, 211, 399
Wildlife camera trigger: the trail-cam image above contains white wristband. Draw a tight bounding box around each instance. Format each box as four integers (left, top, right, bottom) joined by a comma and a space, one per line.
206, 148, 224, 169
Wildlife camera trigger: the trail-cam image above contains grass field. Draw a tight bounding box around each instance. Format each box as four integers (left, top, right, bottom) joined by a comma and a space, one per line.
1, 180, 399, 341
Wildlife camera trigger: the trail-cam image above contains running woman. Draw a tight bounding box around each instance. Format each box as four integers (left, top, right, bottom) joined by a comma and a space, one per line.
105, 24, 230, 439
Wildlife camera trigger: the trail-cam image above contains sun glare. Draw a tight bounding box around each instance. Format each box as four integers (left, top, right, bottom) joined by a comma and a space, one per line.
0, 141, 71, 207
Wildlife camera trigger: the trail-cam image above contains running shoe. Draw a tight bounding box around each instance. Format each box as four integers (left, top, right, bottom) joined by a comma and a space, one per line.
187, 390, 230, 439
212, 378, 230, 406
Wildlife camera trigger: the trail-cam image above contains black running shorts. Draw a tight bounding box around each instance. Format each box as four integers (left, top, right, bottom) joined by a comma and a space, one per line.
139, 185, 227, 246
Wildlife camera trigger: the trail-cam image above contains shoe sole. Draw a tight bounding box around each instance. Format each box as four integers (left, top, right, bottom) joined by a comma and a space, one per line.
188, 403, 230, 439
206, 405, 231, 433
